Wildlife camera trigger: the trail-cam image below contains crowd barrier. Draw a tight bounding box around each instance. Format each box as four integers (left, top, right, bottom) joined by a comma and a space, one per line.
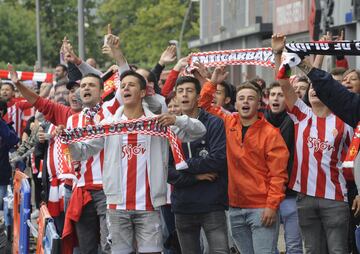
13, 170, 30, 254
36, 204, 60, 254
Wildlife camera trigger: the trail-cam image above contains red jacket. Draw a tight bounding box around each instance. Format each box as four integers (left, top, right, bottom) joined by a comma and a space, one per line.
161, 69, 180, 97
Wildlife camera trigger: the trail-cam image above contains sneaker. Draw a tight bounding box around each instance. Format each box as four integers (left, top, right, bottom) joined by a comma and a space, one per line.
30, 209, 39, 220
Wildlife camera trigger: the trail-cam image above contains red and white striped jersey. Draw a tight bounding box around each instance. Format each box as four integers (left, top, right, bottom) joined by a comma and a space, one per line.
287, 99, 353, 202
66, 110, 104, 188
46, 124, 65, 216
108, 116, 154, 211
21, 107, 35, 132
4, 98, 34, 137
4, 102, 22, 137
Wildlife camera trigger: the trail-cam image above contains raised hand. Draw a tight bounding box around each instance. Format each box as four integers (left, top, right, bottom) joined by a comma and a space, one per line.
210, 66, 229, 85
174, 56, 190, 71
159, 45, 177, 66
8, 63, 19, 84
271, 33, 286, 52
193, 62, 211, 80
64, 42, 82, 65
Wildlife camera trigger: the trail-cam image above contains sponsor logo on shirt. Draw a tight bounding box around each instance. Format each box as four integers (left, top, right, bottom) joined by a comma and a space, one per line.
122, 144, 146, 159
307, 136, 335, 152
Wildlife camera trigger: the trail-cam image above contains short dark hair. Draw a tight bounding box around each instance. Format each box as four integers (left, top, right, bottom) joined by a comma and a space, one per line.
331, 67, 347, 76
236, 81, 262, 99
120, 70, 147, 90
219, 81, 235, 105
165, 91, 177, 105
251, 78, 266, 89
268, 81, 281, 92
0, 82, 15, 91
175, 76, 201, 94
297, 76, 310, 84
56, 64, 68, 73
81, 73, 104, 89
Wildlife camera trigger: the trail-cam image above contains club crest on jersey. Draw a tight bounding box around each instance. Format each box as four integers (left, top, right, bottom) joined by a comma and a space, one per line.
122, 144, 146, 159
307, 137, 335, 152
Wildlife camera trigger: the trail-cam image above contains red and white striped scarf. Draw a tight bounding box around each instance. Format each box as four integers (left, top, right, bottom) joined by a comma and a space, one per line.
344, 122, 360, 168
57, 117, 188, 181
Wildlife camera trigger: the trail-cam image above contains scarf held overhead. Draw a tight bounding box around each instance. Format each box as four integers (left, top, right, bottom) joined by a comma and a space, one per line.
285, 41, 360, 55
188, 48, 275, 69
56, 117, 188, 180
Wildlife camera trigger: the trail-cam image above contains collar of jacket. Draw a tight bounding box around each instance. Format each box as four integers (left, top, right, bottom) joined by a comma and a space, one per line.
234, 111, 267, 128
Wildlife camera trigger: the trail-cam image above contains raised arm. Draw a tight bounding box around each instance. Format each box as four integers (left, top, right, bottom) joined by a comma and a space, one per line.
297, 60, 360, 128
272, 34, 298, 111
198, 67, 230, 121
161, 56, 188, 97
8, 64, 39, 105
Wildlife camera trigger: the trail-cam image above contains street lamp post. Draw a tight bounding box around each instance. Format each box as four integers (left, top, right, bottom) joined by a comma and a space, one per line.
178, 0, 194, 59
35, 0, 42, 70
78, 0, 85, 59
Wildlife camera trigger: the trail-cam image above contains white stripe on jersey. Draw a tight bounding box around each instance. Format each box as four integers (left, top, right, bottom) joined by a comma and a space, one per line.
287, 99, 352, 202
66, 111, 104, 187
46, 124, 60, 181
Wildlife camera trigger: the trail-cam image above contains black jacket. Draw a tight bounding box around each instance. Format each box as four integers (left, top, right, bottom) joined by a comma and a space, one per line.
264, 110, 296, 197
0, 119, 19, 185
168, 109, 228, 214
308, 68, 360, 128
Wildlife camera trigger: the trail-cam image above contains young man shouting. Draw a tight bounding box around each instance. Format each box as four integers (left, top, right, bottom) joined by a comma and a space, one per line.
69, 70, 206, 253
199, 68, 289, 254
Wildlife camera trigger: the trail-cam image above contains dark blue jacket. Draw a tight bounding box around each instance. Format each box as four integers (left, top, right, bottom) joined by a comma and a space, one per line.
168, 109, 228, 214
308, 68, 360, 128
0, 119, 19, 185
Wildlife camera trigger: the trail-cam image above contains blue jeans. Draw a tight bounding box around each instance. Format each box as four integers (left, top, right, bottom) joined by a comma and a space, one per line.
278, 197, 303, 254
0, 185, 7, 211
229, 207, 279, 254
296, 194, 349, 254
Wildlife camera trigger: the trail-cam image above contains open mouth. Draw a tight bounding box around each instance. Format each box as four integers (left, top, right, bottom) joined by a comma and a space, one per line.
242, 106, 250, 112
181, 100, 190, 105
123, 93, 131, 98
83, 92, 91, 98
346, 86, 353, 90
272, 103, 280, 108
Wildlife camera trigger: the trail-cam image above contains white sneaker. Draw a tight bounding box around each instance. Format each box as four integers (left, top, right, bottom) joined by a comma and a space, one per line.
30, 209, 39, 219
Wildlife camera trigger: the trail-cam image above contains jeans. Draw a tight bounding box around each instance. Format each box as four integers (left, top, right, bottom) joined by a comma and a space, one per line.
75, 190, 110, 254
175, 210, 229, 254
0, 186, 7, 211
229, 207, 279, 254
278, 197, 303, 254
161, 205, 177, 254
107, 209, 163, 253
296, 194, 349, 254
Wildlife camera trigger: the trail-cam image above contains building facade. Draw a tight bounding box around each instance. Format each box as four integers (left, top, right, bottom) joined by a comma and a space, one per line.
189, 0, 360, 85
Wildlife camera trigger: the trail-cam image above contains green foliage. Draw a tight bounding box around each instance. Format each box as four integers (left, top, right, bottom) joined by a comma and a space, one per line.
0, 0, 199, 70
0, 3, 37, 66
99, 0, 199, 68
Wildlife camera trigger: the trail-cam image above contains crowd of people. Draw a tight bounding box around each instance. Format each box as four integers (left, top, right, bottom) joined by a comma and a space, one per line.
0, 28, 360, 254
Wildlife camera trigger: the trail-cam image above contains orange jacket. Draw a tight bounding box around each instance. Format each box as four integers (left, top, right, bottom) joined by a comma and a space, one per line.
199, 82, 289, 209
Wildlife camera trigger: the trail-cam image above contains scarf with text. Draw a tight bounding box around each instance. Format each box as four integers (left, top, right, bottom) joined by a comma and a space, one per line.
188, 48, 275, 70
56, 117, 188, 180
285, 41, 360, 56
